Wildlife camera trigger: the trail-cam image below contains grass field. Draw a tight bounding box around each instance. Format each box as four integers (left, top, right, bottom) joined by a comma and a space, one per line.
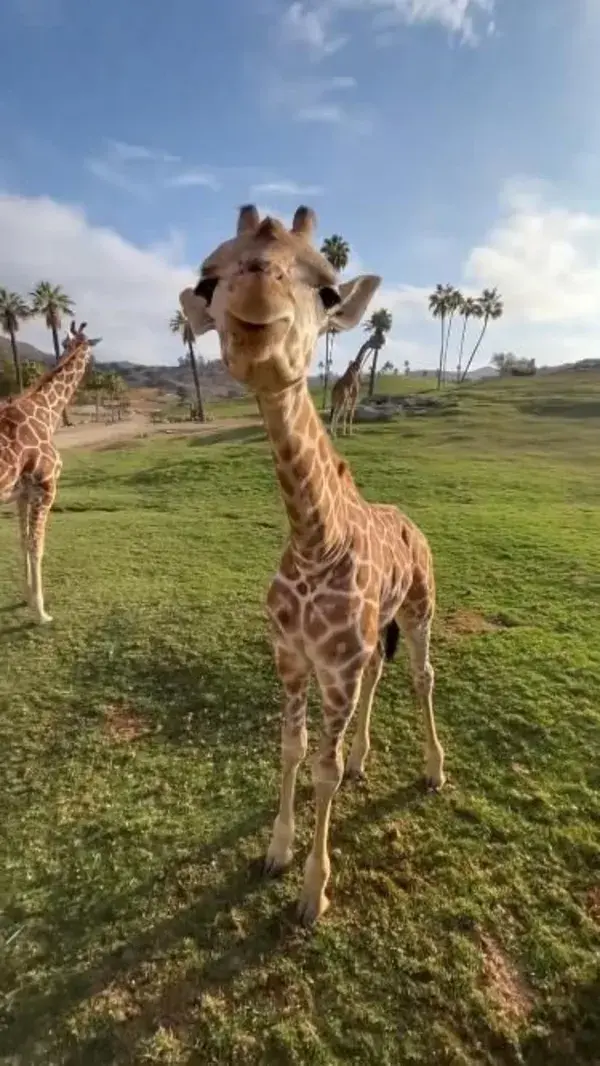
1, 373, 599, 1065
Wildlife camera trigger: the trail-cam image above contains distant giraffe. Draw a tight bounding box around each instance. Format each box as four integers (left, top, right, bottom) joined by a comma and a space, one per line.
330, 338, 373, 436
0, 321, 101, 622
180, 204, 445, 925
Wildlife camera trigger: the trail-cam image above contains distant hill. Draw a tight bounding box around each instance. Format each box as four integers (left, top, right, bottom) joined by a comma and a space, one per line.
0, 337, 244, 400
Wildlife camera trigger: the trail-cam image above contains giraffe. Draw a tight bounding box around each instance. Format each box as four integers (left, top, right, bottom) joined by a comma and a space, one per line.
0, 320, 101, 623
180, 205, 445, 925
330, 338, 373, 437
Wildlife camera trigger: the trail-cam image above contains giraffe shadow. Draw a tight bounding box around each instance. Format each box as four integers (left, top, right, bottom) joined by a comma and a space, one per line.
187, 424, 266, 448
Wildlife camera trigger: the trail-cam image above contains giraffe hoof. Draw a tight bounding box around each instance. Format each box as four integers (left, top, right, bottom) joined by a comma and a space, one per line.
263, 852, 292, 878
344, 765, 367, 785
425, 775, 445, 793
36, 612, 53, 625
296, 892, 329, 927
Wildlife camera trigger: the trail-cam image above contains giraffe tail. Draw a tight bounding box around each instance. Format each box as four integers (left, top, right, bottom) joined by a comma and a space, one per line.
384, 619, 400, 661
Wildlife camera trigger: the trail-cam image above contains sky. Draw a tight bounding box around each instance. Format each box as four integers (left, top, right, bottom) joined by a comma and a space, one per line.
1, 0, 600, 372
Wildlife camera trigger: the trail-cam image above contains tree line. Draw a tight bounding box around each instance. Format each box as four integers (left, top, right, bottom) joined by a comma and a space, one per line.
0, 281, 128, 422
428, 284, 504, 386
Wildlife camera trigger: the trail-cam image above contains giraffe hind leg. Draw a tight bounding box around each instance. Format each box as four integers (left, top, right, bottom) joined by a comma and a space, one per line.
28, 480, 57, 624
398, 604, 445, 790
345, 646, 384, 780
17, 496, 33, 606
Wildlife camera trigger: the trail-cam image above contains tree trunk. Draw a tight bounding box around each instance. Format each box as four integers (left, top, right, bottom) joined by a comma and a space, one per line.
436, 315, 445, 390
456, 315, 468, 382
10, 330, 23, 392
367, 347, 379, 398
187, 339, 205, 422
460, 317, 489, 383
51, 322, 71, 426
443, 312, 455, 382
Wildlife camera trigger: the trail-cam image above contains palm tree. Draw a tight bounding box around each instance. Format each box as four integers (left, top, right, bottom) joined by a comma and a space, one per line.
460, 288, 503, 383
428, 283, 449, 390
320, 234, 350, 409
364, 307, 393, 397
0, 288, 30, 391
456, 296, 479, 382
442, 287, 462, 382
170, 310, 205, 422
30, 282, 75, 425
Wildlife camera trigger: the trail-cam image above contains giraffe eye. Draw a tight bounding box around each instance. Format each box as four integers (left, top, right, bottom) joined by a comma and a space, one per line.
194, 276, 219, 305
319, 286, 342, 311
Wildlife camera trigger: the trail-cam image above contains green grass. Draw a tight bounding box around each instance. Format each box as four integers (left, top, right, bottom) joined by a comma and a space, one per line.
1, 373, 599, 1065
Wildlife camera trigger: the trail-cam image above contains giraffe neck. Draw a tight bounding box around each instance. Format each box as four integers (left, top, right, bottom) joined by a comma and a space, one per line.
258, 380, 350, 565
29, 345, 91, 432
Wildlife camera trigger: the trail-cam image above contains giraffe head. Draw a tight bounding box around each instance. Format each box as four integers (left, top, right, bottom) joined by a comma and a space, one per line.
179, 205, 381, 392
62, 320, 102, 354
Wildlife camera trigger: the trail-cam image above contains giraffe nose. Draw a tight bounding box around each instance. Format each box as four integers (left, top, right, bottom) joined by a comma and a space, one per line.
241, 257, 284, 281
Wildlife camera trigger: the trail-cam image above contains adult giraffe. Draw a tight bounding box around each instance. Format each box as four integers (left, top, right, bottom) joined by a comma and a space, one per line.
180, 206, 445, 924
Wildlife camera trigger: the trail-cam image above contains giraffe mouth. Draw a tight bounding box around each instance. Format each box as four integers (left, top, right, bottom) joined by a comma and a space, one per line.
225, 311, 291, 339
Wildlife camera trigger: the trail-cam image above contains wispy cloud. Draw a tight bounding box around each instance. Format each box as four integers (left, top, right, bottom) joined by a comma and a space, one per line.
263, 72, 372, 132
280, 2, 348, 58
108, 140, 180, 165
166, 169, 221, 190
10, 0, 62, 29
277, 0, 495, 54
86, 139, 220, 198
251, 180, 324, 196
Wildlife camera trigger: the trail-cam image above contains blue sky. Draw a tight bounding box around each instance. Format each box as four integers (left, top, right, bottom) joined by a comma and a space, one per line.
1, 0, 599, 370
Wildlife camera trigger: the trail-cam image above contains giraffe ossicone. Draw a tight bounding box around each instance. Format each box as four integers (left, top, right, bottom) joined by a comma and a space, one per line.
0, 320, 99, 624
180, 205, 445, 925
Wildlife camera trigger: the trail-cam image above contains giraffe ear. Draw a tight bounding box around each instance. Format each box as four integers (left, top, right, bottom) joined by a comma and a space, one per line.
179, 287, 216, 336
322, 274, 381, 333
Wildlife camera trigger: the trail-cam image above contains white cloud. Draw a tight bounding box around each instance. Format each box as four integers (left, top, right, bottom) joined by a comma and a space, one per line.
0, 191, 220, 365
251, 180, 324, 196
466, 179, 600, 324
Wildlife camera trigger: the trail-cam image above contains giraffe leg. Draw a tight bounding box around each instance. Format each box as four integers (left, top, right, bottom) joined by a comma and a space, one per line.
264, 647, 310, 875
297, 668, 363, 925
347, 401, 357, 435
401, 618, 445, 790
16, 496, 32, 605
28, 481, 56, 624
330, 404, 340, 437
345, 647, 384, 780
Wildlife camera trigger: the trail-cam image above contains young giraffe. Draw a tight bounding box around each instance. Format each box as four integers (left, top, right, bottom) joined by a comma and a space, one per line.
0, 321, 100, 623
180, 205, 445, 925
330, 338, 372, 437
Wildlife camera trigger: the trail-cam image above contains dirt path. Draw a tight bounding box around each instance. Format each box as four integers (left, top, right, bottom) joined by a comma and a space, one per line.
55, 413, 261, 451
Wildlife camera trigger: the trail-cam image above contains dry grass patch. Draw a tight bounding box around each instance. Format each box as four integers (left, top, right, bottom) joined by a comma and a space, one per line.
479, 932, 534, 1028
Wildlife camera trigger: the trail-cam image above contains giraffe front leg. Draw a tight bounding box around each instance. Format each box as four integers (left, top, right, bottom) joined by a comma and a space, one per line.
16, 496, 32, 606
297, 667, 364, 925
264, 646, 310, 876
28, 483, 56, 624
345, 646, 384, 780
